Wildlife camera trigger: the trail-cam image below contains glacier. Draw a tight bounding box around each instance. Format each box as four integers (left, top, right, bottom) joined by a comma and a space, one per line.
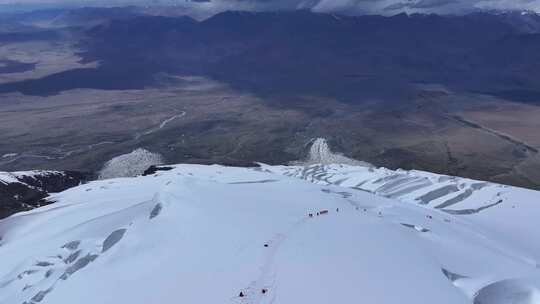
1, 162, 540, 304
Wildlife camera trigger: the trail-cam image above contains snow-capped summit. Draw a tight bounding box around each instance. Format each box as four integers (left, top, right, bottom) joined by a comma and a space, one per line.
1, 162, 540, 304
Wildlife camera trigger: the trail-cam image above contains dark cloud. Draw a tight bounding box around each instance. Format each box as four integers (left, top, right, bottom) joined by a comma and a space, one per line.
181, 0, 540, 15
1, 0, 539, 15
383, 0, 459, 11
312, 0, 540, 14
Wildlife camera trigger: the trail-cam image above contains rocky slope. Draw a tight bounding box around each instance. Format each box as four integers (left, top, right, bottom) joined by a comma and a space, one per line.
0, 171, 88, 219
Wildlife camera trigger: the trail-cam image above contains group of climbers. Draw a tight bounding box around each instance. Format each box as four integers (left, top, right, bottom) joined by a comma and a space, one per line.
308, 208, 338, 218
238, 208, 345, 299
238, 288, 268, 298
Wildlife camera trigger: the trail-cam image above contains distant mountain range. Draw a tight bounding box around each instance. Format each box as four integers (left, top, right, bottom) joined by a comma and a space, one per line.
1, 9, 539, 104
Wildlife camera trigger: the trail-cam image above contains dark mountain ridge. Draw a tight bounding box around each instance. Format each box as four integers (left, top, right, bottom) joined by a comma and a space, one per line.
1, 10, 539, 105
0, 171, 90, 219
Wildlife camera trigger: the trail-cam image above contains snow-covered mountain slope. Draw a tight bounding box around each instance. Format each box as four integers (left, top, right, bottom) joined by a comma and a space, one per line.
293, 138, 372, 167
0, 171, 87, 219
263, 164, 507, 214
0, 171, 65, 186
1, 164, 540, 304
263, 163, 540, 266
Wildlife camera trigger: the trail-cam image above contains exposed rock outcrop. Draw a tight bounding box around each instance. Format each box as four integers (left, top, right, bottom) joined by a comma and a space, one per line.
0, 171, 89, 219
